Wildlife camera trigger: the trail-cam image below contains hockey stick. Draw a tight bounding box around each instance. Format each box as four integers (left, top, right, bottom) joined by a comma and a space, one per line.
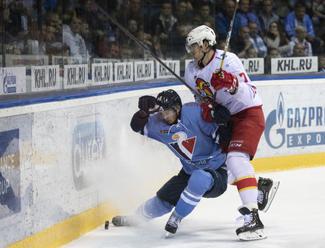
219, 0, 240, 71
95, 5, 202, 99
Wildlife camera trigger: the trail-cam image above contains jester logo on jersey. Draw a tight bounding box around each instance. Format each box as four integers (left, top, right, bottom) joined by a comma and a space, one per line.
169, 131, 196, 160
195, 78, 213, 98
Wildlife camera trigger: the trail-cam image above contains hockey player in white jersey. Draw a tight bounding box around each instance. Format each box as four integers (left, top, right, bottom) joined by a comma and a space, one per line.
184, 25, 279, 240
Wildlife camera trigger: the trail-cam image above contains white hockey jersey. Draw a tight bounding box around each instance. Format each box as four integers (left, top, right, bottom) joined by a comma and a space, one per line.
184, 49, 262, 115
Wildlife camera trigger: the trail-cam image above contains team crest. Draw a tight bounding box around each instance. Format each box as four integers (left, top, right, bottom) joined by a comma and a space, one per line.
169, 131, 196, 160
195, 78, 213, 98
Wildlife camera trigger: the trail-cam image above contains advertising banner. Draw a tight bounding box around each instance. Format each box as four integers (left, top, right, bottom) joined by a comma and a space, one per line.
241, 58, 264, 74
71, 115, 106, 190
0, 67, 26, 95
31, 65, 60, 92
134, 61, 154, 81
156, 60, 180, 79
91, 62, 113, 86
0, 129, 21, 219
259, 81, 325, 157
63, 64, 88, 89
271, 56, 318, 74
114, 62, 133, 84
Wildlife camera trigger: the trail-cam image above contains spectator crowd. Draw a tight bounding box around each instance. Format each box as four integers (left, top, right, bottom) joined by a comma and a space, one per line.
0, 0, 324, 71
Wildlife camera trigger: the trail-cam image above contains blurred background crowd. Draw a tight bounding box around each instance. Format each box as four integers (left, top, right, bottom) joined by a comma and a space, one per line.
0, 0, 324, 71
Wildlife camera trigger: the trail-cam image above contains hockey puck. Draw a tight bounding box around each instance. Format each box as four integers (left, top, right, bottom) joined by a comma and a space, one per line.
104, 220, 110, 230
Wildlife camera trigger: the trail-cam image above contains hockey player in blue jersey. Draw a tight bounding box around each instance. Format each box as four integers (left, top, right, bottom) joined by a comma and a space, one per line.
112, 89, 231, 235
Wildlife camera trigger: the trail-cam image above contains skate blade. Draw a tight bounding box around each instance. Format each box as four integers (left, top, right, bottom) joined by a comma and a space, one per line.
164, 232, 175, 239
262, 181, 280, 213
238, 229, 267, 241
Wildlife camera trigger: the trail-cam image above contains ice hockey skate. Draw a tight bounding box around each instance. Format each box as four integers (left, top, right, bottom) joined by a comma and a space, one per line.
164, 211, 182, 237
236, 206, 266, 241
258, 177, 280, 212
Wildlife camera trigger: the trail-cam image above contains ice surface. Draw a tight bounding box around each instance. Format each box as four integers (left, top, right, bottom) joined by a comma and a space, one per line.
64, 166, 325, 248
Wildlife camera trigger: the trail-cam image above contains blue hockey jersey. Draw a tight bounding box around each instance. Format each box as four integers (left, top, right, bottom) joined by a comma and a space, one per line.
143, 102, 226, 174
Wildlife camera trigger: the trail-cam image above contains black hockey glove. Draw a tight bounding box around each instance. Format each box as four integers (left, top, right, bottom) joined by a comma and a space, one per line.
217, 122, 233, 148
138, 95, 157, 113
201, 102, 231, 126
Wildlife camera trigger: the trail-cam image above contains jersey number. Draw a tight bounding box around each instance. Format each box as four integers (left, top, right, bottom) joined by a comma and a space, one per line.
239, 72, 248, 82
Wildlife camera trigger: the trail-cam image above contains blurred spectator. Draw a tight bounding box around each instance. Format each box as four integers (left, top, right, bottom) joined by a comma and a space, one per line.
43, 0, 58, 12
45, 12, 61, 34
246, 46, 258, 58
77, 0, 115, 39
175, 0, 193, 25
216, 39, 232, 51
151, 2, 177, 56
23, 21, 41, 55
120, 19, 144, 58
96, 35, 110, 58
285, 2, 324, 54
285, 2, 315, 40
167, 24, 192, 58
193, 3, 215, 28
63, 15, 89, 60
0, 3, 14, 42
215, 0, 241, 40
109, 41, 121, 59
288, 26, 313, 56
268, 47, 281, 58
292, 43, 306, 57
248, 22, 267, 57
80, 21, 95, 56
264, 47, 281, 73
311, 0, 325, 46
319, 55, 325, 72
230, 26, 252, 58
39, 24, 64, 55
237, 0, 261, 31
7, 0, 29, 36
264, 21, 291, 57
151, 2, 177, 37
311, 0, 325, 25
258, 0, 279, 34
118, 0, 146, 31
273, 1, 291, 19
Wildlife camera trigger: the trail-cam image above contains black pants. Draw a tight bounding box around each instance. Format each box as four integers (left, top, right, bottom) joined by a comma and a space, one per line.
156, 166, 228, 206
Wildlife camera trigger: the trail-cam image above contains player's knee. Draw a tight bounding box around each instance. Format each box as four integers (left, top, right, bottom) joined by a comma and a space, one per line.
226, 151, 255, 181
188, 170, 214, 195
203, 168, 228, 198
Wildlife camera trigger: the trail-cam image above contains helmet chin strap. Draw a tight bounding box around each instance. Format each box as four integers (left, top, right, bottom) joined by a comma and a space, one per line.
198, 47, 209, 68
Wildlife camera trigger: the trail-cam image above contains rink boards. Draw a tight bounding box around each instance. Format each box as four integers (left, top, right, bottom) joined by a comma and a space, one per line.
0, 78, 325, 248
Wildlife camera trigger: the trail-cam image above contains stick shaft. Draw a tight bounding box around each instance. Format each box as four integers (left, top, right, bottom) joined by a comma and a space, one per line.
219, 0, 240, 70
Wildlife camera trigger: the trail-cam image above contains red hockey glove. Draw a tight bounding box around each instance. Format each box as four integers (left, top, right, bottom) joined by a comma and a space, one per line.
210, 70, 239, 94
200, 102, 231, 125
201, 102, 215, 122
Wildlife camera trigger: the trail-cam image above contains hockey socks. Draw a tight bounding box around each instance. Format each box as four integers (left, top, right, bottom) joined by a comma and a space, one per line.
175, 170, 214, 218
137, 196, 173, 220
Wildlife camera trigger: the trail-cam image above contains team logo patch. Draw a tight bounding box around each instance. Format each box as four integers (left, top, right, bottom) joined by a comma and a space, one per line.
170, 131, 196, 160
195, 78, 213, 98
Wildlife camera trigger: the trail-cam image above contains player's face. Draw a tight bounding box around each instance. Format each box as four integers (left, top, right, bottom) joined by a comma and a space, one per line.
160, 108, 178, 124
189, 43, 204, 62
